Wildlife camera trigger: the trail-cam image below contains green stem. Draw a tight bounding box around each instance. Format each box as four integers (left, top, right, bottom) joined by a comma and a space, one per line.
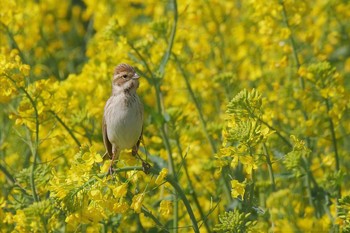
263, 144, 276, 191
128, 38, 179, 233
259, 117, 292, 148
128, 42, 154, 80
173, 55, 217, 154
128, 42, 177, 176
157, 0, 178, 78
129, 42, 176, 178
246, 107, 292, 148
0, 163, 16, 184
173, 54, 233, 209
39, 215, 48, 233
324, 99, 340, 172
0, 22, 28, 64
247, 146, 255, 209
300, 156, 321, 218
102, 222, 108, 233
324, 98, 341, 199
279, 0, 304, 89
279, 0, 311, 140
49, 110, 81, 147
128, 1, 179, 229
0, 164, 30, 196
177, 145, 212, 233
204, 0, 227, 67
5, 74, 39, 202
141, 206, 170, 232
156, 1, 179, 231
154, 82, 178, 231
164, 172, 200, 233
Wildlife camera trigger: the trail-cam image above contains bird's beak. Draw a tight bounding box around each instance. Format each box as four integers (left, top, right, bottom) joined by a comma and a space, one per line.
132, 73, 140, 79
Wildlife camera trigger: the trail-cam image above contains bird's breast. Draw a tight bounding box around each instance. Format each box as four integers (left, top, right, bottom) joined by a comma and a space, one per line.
104, 94, 143, 149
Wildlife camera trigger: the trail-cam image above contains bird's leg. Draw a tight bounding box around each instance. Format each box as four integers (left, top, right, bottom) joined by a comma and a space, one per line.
132, 135, 141, 157
109, 146, 119, 175
132, 134, 145, 161
132, 142, 151, 174
108, 155, 115, 175
132, 143, 144, 162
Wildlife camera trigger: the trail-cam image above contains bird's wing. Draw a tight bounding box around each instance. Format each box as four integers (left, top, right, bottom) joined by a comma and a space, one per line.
102, 115, 113, 159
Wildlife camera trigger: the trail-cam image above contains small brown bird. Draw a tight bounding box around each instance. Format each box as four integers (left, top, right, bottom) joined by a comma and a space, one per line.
102, 64, 143, 172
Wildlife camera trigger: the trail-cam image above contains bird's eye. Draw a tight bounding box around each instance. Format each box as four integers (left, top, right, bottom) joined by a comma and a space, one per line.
122, 74, 128, 79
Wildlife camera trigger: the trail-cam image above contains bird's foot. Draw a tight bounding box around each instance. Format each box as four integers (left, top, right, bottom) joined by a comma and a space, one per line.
142, 161, 152, 174
108, 165, 114, 176
133, 152, 151, 173
108, 158, 117, 176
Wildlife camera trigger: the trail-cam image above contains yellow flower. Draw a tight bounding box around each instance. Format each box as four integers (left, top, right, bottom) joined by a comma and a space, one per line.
113, 183, 128, 198
239, 156, 257, 175
159, 200, 172, 217
100, 160, 110, 173
231, 180, 246, 200
130, 193, 145, 214
113, 202, 129, 214
219, 147, 233, 157
155, 168, 168, 185
230, 155, 239, 168
89, 189, 102, 200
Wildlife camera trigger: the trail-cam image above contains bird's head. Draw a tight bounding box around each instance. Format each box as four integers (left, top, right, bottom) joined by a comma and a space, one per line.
112, 63, 140, 95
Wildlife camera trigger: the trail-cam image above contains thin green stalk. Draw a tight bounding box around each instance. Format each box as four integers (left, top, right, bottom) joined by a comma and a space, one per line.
39, 215, 48, 233
176, 142, 212, 233
156, 1, 179, 231
247, 146, 255, 209
153, 79, 178, 232
247, 107, 292, 148
128, 44, 176, 178
49, 110, 81, 147
128, 44, 177, 177
325, 98, 341, 199
141, 206, 170, 232
172, 57, 234, 204
174, 55, 217, 154
128, 1, 179, 229
1, 22, 28, 64
263, 144, 276, 191
279, 4, 325, 218
279, 0, 304, 89
0, 164, 31, 196
3, 26, 40, 201
102, 222, 108, 233
128, 42, 154, 80
164, 171, 200, 233
0, 163, 16, 184
300, 156, 322, 218
204, 0, 227, 67
157, 0, 178, 78
279, 0, 311, 138
279, 0, 317, 160
6, 75, 39, 202
324, 99, 340, 172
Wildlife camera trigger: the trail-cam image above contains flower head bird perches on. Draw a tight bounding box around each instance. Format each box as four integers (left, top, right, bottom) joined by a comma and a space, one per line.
103, 64, 149, 174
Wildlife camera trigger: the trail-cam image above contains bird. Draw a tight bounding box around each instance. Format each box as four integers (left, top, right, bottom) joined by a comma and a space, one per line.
102, 63, 144, 173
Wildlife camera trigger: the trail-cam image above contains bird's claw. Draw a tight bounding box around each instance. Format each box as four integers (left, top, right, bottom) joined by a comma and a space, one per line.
108, 165, 115, 176
142, 161, 152, 174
